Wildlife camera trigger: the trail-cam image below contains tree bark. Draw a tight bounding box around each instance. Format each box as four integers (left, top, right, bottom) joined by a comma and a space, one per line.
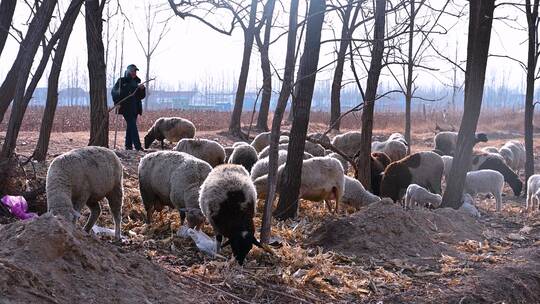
228, 0, 258, 137
354, 0, 386, 190
329, 0, 355, 132
524, 0, 539, 191
404, 0, 415, 153
274, 0, 326, 221
255, 0, 276, 132
33, 1, 83, 161
260, 0, 299, 243
441, 0, 495, 208
0, 0, 16, 58
0, 0, 58, 158
85, 0, 109, 147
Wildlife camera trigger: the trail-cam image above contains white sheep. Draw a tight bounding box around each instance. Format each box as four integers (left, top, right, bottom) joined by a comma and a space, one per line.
388, 132, 408, 146
481, 146, 499, 154
228, 144, 259, 172
46, 146, 123, 240
138, 151, 211, 230
327, 152, 349, 173
526, 174, 540, 212
307, 132, 331, 145
174, 138, 226, 167
198, 164, 263, 265
258, 143, 314, 159
459, 193, 481, 218
464, 169, 504, 212
331, 131, 362, 157
499, 141, 525, 174
441, 155, 453, 180
250, 132, 289, 152
372, 139, 407, 162
342, 176, 381, 209
404, 184, 442, 209
144, 117, 196, 149
434, 131, 488, 156
254, 157, 345, 212
250, 150, 289, 180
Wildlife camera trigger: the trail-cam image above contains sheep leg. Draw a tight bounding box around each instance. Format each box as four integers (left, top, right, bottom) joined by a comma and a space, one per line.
179, 209, 186, 226
495, 190, 502, 212
526, 190, 532, 211
83, 200, 101, 233
107, 186, 123, 241
404, 195, 411, 209
215, 234, 223, 253
160, 140, 164, 150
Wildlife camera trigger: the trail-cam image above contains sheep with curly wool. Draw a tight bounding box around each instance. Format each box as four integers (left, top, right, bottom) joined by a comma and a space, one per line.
404, 184, 442, 209
464, 169, 504, 212
250, 132, 289, 152
46, 146, 123, 240
258, 143, 314, 159
327, 152, 349, 173
228, 143, 258, 172
174, 138, 226, 167
254, 157, 345, 212
372, 139, 407, 162
499, 141, 525, 174
388, 132, 408, 146
441, 155, 453, 181
380, 151, 443, 202
198, 164, 262, 265
342, 176, 381, 209
471, 152, 522, 196
250, 150, 289, 180
144, 117, 196, 149
526, 174, 540, 212
331, 131, 362, 157
434, 131, 488, 156
138, 151, 211, 230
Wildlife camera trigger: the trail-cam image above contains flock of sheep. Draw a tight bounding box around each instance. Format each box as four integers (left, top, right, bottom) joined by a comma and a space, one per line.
44, 116, 539, 264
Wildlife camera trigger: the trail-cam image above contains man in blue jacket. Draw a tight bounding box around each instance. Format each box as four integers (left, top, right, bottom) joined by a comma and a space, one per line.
111, 64, 146, 151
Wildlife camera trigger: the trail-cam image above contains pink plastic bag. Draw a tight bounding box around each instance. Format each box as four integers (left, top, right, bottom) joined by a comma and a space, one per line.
1, 195, 37, 220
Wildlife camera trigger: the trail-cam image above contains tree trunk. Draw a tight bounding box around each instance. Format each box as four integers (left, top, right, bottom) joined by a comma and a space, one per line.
354, 0, 386, 190
145, 55, 151, 110
228, 0, 258, 137
274, 0, 326, 221
441, 0, 495, 209
404, 0, 415, 153
329, 0, 354, 132
85, 0, 109, 147
524, 0, 539, 191
255, 0, 276, 132
260, 0, 299, 243
0, 0, 16, 58
33, 1, 83, 161
0, 0, 58, 158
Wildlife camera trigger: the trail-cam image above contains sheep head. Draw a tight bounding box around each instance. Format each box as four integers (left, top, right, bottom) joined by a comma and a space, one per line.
222, 230, 263, 265
474, 133, 488, 143
144, 128, 156, 149
380, 162, 411, 202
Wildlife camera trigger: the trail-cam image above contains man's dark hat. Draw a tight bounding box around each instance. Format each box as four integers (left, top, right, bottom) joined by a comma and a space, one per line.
127, 64, 139, 71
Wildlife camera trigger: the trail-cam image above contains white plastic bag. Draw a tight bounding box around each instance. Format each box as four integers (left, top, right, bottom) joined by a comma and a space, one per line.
187, 228, 217, 256
92, 225, 116, 237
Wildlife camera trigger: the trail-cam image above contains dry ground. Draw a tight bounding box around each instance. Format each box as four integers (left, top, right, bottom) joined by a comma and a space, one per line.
1, 109, 540, 303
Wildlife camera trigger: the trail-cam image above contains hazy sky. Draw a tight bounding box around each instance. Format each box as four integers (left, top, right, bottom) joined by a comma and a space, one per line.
0, 0, 531, 94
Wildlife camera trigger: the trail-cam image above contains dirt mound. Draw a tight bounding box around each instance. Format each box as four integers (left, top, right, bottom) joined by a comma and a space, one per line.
0, 214, 199, 304
308, 200, 485, 263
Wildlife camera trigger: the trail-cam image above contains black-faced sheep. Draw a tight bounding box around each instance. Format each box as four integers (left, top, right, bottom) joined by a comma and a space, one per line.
372, 139, 407, 162
434, 131, 488, 156
138, 151, 212, 230
526, 174, 540, 212
46, 146, 123, 240
464, 169, 504, 212
380, 151, 443, 202
369, 152, 392, 196
250, 131, 289, 152
471, 152, 522, 196
228, 144, 258, 172
250, 150, 289, 180
254, 157, 345, 212
144, 117, 196, 149
342, 176, 381, 209
499, 141, 525, 174
404, 184, 442, 209
174, 138, 226, 167
198, 164, 262, 265
331, 131, 362, 157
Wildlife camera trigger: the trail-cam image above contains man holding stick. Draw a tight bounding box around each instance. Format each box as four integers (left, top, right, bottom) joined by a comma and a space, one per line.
111, 64, 146, 151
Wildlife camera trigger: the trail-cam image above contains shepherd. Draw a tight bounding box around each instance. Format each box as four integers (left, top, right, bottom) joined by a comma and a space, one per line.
111, 64, 146, 151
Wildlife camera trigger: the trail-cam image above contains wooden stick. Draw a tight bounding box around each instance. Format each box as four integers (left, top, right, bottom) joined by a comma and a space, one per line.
108, 78, 155, 113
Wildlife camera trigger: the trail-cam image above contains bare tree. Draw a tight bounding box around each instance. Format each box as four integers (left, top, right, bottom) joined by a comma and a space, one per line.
133, 1, 170, 111
85, 0, 109, 147
0, 0, 16, 58
353, 0, 386, 190
274, 0, 327, 220
524, 0, 540, 191
254, 0, 277, 131
33, 1, 84, 161
260, 0, 300, 243
0, 0, 59, 158
441, 0, 495, 208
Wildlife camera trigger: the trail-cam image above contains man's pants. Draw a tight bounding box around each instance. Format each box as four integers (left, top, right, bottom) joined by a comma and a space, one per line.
123, 114, 142, 150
